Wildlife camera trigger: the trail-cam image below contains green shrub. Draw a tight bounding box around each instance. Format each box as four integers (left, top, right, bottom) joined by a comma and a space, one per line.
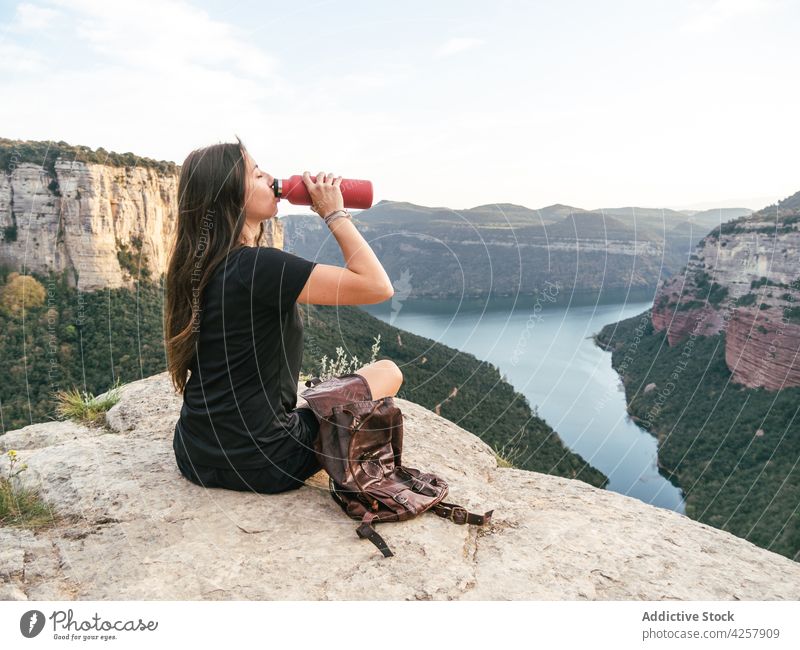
116, 236, 151, 279
0, 138, 178, 175
303, 335, 382, 382
54, 378, 123, 427
694, 270, 711, 289
707, 282, 728, 304
676, 299, 704, 311
0, 450, 55, 529
737, 293, 757, 306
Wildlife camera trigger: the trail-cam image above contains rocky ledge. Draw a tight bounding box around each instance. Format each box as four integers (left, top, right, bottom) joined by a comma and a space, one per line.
1, 372, 799, 600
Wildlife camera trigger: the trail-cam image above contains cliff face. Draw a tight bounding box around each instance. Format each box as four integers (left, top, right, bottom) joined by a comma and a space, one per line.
0, 159, 282, 290
1, 371, 799, 600
651, 190, 800, 390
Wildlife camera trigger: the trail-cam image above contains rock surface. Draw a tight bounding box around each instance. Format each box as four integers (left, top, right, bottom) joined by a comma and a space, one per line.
1, 371, 799, 600
0, 160, 282, 290
725, 306, 800, 389
651, 190, 800, 389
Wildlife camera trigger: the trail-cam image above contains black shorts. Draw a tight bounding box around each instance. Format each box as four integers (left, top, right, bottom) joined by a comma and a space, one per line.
175, 407, 322, 494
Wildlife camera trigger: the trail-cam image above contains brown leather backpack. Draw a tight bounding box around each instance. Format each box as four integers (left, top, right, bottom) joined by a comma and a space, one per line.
301, 374, 494, 558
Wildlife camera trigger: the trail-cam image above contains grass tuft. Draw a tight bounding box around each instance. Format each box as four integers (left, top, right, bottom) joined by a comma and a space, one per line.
0, 450, 58, 530
54, 378, 123, 427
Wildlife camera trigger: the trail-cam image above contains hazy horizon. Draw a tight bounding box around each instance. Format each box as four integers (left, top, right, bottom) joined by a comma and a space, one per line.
1, 0, 797, 215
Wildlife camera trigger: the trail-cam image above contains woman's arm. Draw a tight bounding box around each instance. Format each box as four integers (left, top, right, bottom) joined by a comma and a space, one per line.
296, 171, 393, 306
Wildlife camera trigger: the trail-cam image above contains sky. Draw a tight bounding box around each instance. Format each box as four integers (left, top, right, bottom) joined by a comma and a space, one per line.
1, 0, 798, 215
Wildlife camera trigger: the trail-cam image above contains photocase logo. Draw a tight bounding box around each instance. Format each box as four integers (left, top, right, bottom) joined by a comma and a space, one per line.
20, 610, 46, 638
510, 280, 560, 366
389, 268, 414, 326
17, 608, 159, 641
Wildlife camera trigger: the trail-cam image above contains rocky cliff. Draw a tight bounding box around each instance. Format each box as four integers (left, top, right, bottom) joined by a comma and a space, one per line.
1, 372, 798, 600
651, 190, 800, 390
0, 141, 282, 290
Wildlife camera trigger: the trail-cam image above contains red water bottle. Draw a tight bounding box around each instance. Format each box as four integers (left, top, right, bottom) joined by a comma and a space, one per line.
272, 175, 373, 209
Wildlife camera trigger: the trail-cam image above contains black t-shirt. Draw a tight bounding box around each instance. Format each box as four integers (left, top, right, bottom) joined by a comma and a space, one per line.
172, 244, 318, 470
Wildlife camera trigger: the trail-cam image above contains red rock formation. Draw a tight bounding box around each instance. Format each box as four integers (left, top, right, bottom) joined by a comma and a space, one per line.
652, 303, 717, 346
651, 279, 727, 346
649, 191, 800, 390
725, 308, 800, 390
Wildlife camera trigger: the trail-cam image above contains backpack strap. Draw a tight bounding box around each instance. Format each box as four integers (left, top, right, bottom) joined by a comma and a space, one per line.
355, 505, 493, 558
355, 511, 394, 558
432, 501, 494, 526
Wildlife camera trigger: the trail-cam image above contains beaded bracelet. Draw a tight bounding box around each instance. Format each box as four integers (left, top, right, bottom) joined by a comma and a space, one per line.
323, 209, 352, 227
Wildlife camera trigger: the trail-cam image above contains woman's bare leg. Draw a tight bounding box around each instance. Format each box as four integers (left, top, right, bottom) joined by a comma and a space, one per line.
354, 359, 403, 400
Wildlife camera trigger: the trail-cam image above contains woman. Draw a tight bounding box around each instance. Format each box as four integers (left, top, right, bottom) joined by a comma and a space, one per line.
164, 136, 403, 494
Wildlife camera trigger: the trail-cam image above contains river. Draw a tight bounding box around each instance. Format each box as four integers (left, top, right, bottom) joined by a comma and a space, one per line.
360, 297, 686, 513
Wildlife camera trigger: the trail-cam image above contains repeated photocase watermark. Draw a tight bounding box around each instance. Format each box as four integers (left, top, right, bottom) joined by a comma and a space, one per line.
304, 373, 374, 409
641, 280, 743, 429
285, 213, 345, 361
641, 320, 701, 430
5, 145, 75, 403
190, 208, 215, 333
301, 229, 421, 375
285, 213, 341, 369
45, 276, 60, 393
388, 268, 413, 326
593, 309, 651, 415
638, 224, 794, 430
619, 222, 800, 544
510, 281, 560, 367
746, 276, 800, 390
2, 145, 21, 248
279, 213, 313, 254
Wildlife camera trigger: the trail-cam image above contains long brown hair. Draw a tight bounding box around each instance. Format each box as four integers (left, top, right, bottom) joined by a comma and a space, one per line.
164, 136, 266, 394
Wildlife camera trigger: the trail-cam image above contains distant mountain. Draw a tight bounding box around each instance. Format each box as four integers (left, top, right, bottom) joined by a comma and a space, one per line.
363, 200, 579, 227
283, 199, 749, 303
687, 207, 753, 230
588, 205, 752, 234
589, 206, 692, 222
666, 207, 753, 243
0, 136, 752, 302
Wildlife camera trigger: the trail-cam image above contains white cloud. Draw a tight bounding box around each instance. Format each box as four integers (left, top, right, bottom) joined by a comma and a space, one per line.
0, 0, 305, 178
0, 1, 796, 211
0, 41, 47, 71
434, 37, 484, 58
48, 0, 280, 80
7, 2, 61, 32
680, 0, 779, 33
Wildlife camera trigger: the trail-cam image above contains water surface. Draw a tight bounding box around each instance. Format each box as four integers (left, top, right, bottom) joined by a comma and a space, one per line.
361, 298, 685, 513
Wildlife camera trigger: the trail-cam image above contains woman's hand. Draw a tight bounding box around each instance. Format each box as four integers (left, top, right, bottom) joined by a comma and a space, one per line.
303, 171, 344, 218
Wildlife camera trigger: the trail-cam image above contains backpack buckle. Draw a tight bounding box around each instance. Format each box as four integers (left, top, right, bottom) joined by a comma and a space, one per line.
449, 506, 468, 525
